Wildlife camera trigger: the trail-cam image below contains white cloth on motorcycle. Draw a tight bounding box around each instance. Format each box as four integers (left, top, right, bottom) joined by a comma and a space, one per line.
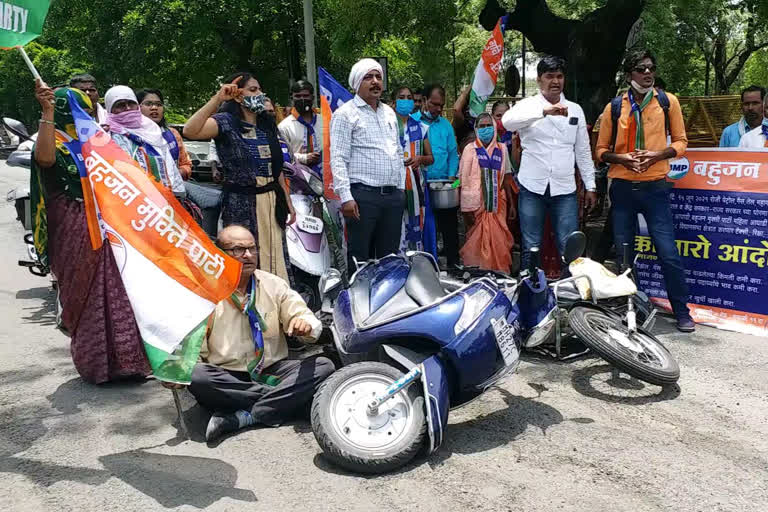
568, 257, 637, 300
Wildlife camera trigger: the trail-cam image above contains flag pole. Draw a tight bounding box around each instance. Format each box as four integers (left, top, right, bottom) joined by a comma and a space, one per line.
16, 46, 41, 80
171, 388, 190, 439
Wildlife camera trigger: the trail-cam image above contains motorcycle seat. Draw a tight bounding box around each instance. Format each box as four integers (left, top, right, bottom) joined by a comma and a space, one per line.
405, 254, 447, 307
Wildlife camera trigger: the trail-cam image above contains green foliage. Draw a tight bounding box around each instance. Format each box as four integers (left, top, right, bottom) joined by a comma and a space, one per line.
0, 42, 87, 126
5, 0, 767, 130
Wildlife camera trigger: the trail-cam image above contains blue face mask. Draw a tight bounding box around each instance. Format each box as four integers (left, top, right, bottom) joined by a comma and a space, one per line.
395, 99, 414, 116
422, 109, 436, 121
477, 126, 495, 144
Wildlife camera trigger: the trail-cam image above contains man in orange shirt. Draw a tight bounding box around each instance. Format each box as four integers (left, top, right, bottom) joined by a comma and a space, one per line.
596, 49, 694, 332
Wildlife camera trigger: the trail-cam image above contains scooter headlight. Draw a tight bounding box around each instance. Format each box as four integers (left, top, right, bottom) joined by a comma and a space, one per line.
454, 286, 494, 335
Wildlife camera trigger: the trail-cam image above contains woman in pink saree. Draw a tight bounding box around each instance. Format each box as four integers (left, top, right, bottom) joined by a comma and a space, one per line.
459, 113, 515, 272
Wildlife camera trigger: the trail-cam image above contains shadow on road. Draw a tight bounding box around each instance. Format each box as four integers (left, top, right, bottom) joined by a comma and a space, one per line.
0, 448, 256, 508
98, 448, 256, 508
16, 286, 56, 327
46, 376, 151, 415
312, 387, 570, 477
571, 363, 681, 404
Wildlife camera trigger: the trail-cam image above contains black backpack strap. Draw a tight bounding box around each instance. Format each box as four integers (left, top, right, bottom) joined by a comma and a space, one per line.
655, 87, 670, 139
609, 95, 623, 152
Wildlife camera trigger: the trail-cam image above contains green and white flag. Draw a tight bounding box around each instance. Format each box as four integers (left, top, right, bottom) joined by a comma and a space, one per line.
0, 0, 50, 49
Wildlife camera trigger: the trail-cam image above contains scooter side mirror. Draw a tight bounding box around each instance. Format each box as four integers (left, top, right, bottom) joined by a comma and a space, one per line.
319, 268, 345, 300
2, 118, 30, 141
308, 173, 324, 197
563, 231, 587, 265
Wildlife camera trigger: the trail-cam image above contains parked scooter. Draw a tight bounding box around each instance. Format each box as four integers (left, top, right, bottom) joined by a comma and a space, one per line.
283, 162, 332, 311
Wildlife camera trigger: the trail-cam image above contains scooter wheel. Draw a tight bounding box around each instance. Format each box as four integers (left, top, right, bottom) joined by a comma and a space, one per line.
568, 306, 679, 386
311, 362, 426, 474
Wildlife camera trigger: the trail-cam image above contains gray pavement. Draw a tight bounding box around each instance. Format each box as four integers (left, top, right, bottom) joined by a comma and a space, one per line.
0, 160, 766, 512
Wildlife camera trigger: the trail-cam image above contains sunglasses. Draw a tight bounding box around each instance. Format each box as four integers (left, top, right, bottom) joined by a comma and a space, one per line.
223, 245, 257, 258
633, 65, 657, 74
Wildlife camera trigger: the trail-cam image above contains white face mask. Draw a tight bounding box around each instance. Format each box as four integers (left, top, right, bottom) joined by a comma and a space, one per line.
631, 79, 654, 95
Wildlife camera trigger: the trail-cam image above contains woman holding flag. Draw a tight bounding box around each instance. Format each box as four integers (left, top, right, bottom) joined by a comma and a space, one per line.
32, 81, 150, 383
458, 112, 514, 272
391, 86, 433, 251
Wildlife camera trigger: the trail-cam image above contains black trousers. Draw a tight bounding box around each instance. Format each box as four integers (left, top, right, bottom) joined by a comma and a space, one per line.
188, 356, 335, 426
346, 185, 405, 268
434, 206, 460, 267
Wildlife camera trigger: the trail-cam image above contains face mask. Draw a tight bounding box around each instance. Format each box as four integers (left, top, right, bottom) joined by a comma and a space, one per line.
477, 126, 495, 144
496, 119, 506, 135
242, 94, 266, 114
294, 98, 313, 114
111, 109, 142, 129
630, 79, 654, 95
422, 109, 436, 121
395, 99, 414, 116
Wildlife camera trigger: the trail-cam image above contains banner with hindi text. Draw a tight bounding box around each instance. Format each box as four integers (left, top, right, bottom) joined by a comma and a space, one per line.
635, 148, 768, 337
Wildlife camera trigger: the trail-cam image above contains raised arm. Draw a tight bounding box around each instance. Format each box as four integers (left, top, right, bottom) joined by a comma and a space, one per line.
184, 76, 244, 140
33, 79, 56, 169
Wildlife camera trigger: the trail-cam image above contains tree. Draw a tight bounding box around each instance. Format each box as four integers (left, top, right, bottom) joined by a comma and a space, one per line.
673, 0, 768, 95
480, 0, 646, 122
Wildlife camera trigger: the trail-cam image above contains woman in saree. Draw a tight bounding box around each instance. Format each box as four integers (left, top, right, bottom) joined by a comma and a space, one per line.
183, 72, 294, 282
391, 86, 434, 251
458, 113, 515, 273
31, 80, 150, 384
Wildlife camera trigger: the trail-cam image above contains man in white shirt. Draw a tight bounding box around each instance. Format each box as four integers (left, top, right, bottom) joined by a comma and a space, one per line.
278, 80, 323, 169
330, 58, 406, 266
502, 55, 597, 270
739, 94, 768, 148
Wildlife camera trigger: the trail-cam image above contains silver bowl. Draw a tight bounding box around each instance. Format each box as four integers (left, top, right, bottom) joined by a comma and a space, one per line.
428, 179, 460, 209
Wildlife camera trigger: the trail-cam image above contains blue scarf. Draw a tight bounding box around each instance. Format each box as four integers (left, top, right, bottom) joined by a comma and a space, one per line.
475, 144, 503, 212
228, 276, 267, 378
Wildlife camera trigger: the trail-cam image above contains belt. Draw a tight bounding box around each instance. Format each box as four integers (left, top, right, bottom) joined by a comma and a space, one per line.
614, 178, 670, 190
223, 180, 279, 195
351, 182, 398, 195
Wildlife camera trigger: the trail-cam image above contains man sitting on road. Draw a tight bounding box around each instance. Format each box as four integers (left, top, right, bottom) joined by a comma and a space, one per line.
164, 225, 334, 441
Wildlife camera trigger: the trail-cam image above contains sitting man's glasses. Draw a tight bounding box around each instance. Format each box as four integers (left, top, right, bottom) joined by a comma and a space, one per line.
223, 245, 257, 258
141, 101, 164, 108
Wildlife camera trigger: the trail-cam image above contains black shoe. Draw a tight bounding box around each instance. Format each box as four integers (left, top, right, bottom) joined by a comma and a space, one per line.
676, 317, 696, 333
205, 413, 241, 442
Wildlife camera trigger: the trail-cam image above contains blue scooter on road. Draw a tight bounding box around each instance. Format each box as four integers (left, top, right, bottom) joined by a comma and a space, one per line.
310, 238, 576, 473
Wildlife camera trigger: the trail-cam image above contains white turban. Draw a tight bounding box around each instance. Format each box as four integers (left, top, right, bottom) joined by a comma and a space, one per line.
104, 85, 138, 114
348, 58, 383, 93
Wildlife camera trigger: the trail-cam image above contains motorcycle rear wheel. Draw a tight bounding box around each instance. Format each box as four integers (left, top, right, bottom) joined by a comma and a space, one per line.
311, 362, 426, 474
568, 306, 679, 386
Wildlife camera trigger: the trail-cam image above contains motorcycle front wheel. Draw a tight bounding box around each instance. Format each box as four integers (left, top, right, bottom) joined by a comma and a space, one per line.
568, 306, 679, 386
311, 362, 426, 474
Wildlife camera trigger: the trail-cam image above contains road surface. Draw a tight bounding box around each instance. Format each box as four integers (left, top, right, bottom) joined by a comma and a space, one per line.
0, 160, 766, 511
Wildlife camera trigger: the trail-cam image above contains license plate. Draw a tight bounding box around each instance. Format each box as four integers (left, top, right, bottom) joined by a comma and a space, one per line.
298, 215, 323, 234
491, 317, 520, 366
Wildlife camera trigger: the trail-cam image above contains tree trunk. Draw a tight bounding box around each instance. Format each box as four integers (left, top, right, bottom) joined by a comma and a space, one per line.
480, 0, 645, 123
